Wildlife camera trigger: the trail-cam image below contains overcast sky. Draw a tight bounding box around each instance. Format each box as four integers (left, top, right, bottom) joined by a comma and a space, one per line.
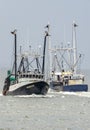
0, 0, 90, 69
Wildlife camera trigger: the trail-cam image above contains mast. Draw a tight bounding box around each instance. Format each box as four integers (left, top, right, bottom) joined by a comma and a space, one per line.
11, 30, 17, 81
42, 31, 49, 75
45, 24, 52, 81
72, 21, 78, 73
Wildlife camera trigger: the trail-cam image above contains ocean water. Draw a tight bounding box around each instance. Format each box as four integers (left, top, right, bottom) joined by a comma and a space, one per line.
0, 91, 90, 130
0, 69, 90, 130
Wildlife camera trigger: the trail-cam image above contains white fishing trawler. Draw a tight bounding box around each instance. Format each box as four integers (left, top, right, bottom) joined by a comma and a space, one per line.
2, 29, 49, 95
48, 22, 88, 92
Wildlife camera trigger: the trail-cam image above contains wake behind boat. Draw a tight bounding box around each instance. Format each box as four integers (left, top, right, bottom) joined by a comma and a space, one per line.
2, 29, 49, 96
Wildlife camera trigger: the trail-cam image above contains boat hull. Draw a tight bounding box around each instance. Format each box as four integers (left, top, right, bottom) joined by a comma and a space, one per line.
50, 82, 88, 92
3, 81, 49, 96
63, 84, 88, 92
50, 81, 63, 91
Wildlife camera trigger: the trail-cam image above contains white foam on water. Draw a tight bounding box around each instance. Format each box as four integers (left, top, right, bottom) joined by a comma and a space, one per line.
1, 90, 90, 98
60, 91, 90, 98
61, 91, 77, 95
0, 93, 3, 96
76, 92, 90, 98
15, 94, 55, 98
48, 89, 90, 98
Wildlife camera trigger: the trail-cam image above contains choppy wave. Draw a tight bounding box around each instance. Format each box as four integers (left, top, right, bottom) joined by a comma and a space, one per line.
48, 88, 90, 98
76, 92, 90, 98
1, 90, 90, 98
61, 91, 90, 98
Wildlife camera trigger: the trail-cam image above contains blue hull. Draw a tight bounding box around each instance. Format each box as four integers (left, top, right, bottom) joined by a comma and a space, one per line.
50, 82, 88, 92
63, 84, 88, 92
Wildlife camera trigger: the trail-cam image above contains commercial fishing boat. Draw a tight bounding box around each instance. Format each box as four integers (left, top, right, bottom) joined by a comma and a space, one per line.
49, 22, 88, 92
2, 29, 49, 95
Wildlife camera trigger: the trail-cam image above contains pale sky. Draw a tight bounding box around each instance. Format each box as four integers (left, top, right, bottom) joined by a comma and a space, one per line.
0, 0, 90, 69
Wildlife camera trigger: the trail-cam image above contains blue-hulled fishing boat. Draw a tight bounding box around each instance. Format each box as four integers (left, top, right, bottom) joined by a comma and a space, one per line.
49, 22, 88, 92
